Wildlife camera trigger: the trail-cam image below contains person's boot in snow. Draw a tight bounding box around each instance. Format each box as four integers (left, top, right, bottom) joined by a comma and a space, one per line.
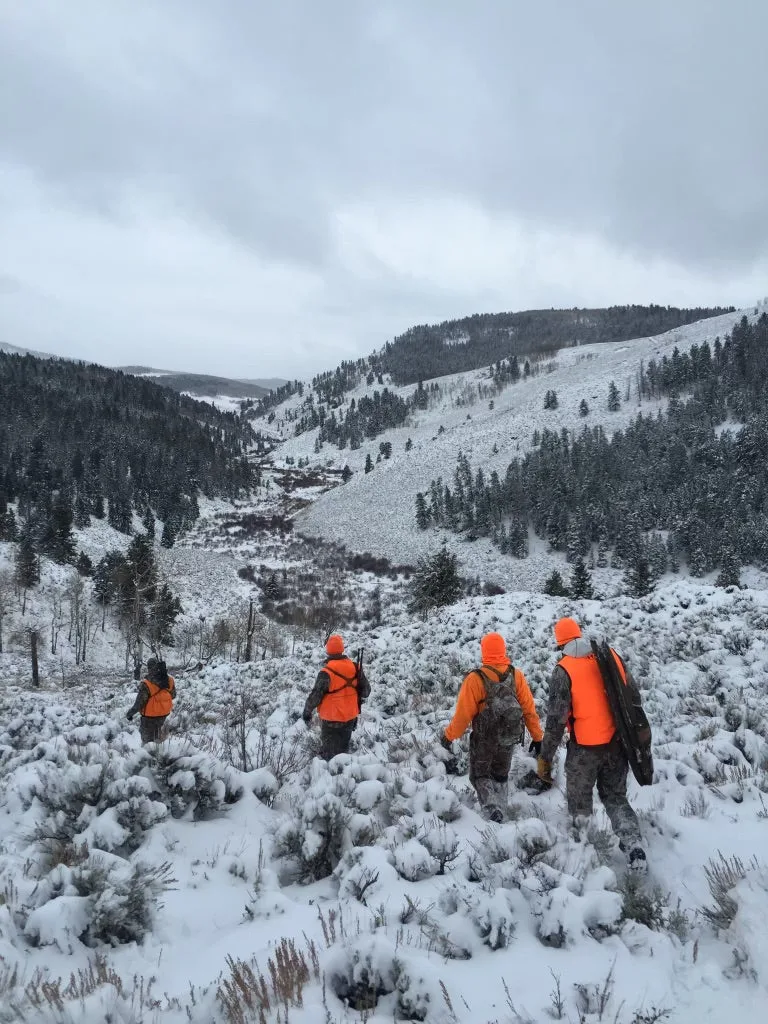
628, 846, 647, 872
485, 805, 505, 824
569, 814, 590, 843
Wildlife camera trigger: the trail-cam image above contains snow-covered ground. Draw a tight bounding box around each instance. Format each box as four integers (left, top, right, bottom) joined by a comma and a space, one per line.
1, 582, 767, 1022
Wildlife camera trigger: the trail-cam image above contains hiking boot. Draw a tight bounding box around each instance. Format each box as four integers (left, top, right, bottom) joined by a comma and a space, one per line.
485, 806, 504, 824
628, 847, 647, 872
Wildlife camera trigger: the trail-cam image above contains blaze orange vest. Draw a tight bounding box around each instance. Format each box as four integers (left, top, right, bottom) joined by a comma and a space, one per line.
318, 658, 359, 723
560, 650, 626, 746
143, 677, 175, 718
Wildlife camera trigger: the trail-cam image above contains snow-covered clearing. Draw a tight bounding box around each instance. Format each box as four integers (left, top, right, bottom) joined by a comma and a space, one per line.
1, 581, 767, 1022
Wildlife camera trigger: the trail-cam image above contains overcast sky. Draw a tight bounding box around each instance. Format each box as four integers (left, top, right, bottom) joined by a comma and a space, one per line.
2, 1, 767, 379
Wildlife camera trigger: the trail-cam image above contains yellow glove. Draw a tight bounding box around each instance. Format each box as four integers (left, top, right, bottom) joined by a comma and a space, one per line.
536, 756, 553, 786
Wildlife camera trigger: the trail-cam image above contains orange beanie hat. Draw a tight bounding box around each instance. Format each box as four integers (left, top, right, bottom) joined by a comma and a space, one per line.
325, 634, 345, 655
480, 632, 507, 664
554, 617, 581, 646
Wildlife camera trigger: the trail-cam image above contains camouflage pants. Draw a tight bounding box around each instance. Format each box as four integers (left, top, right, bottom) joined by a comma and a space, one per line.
565, 741, 641, 849
139, 715, 167, 744
320, 720, 356, 760
469, 730, 513, 817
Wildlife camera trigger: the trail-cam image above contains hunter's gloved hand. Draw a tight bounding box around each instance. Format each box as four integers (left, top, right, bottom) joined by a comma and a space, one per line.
536, 756, 553, 786
302, 711, 312, 726
528, 739, 542, 756
438, 731, 453, 752
126, 710, 135, 721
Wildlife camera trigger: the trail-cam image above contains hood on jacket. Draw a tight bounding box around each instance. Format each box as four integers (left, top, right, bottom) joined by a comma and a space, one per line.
562, 637, 592, 659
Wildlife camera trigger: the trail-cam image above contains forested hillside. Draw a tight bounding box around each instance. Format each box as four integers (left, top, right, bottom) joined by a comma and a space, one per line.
381, 304, 735, 385
418, 314, 768, 584
0, 353, 257, 557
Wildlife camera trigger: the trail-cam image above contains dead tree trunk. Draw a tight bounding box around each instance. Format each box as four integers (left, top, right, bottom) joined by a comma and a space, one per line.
30, 629, 40, 688
244, 599, 254, 663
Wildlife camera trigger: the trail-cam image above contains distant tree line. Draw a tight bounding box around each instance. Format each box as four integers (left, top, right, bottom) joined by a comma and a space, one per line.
0, 353, 258, 566
295, 381, 440, 450
379, 304, 735, 385
416, 315, 768, 584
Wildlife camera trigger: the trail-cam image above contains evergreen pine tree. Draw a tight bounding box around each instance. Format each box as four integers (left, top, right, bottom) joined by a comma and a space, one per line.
364, 453, 374, 473
42, 491, 76, 564
265, 572, 281, 601
142, 506, 156, 538
666, 536, 680, 573
415, 492, 430, 530
508, 519, 529, 558
14, 527, 40, 590
596, 536, 609, 568
76, 551, 93, 577
160, 519, 176, 549
341, 464, 353, 483
625, 555, 653, 597
579, 399, 589, 417
543, 569, 569, 597
151, 583, 183, 645
647, 534, 668, 581
607, 381, 621, 412
569, 557, 594, 599
405, 437, 413, 451
0, 509, 18, 541
716, 549, 741, 588
408, 543, 463, 616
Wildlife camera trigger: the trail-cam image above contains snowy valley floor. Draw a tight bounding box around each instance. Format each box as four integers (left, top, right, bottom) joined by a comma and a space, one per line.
1, 581, 768, 1023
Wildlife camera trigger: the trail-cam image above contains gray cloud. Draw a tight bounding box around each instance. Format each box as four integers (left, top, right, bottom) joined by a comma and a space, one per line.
1, 0, 766, 377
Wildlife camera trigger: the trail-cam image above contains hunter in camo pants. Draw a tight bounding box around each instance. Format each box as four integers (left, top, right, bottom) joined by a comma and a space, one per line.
540, 626, 643, 853
564, 739, 642, 849
442, 633, 545, 822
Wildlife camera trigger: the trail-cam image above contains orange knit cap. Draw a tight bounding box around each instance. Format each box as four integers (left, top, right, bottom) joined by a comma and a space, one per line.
554, 617, 581, 647
325, 634, 345, 655
480, 632, 507, 664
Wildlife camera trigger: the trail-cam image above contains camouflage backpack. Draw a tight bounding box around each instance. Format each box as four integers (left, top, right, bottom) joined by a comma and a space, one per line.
472, 665, 523, 745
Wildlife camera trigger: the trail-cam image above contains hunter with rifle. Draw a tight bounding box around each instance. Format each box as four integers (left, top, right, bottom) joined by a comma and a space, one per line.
302, 634, 370, 759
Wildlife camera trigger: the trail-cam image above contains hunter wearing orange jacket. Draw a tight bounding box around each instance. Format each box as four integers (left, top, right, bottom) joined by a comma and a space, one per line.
441, 632, 543, 822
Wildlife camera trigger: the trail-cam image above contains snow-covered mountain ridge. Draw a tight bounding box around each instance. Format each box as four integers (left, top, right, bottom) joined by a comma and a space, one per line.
254, 305, 765, 587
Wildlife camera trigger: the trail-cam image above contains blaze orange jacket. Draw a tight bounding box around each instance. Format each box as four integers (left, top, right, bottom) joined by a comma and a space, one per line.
444, 661, 543, 743
143, 677, 175, 718
561, 649, 627, 745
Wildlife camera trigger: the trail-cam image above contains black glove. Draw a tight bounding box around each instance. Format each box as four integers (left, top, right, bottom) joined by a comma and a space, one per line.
302, 711, 312, 725
127, 710, 135, 721
529, 739, 542, 756
439, 732, 453, 751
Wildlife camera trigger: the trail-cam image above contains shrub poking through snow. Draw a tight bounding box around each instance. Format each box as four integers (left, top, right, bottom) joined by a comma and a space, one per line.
418, 819, 460, 875
148, 739, 244, 820
23, 855, 175, 949
328, 935, 434, 1019
273, 765, 356, 883
701, 851, 756, 932
392, 839, 439, 882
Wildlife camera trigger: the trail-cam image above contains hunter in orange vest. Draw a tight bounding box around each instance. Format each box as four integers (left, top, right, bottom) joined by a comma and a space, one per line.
537, 618, 646, 870
127, 657, 176, 744
302, 635, 370, 759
